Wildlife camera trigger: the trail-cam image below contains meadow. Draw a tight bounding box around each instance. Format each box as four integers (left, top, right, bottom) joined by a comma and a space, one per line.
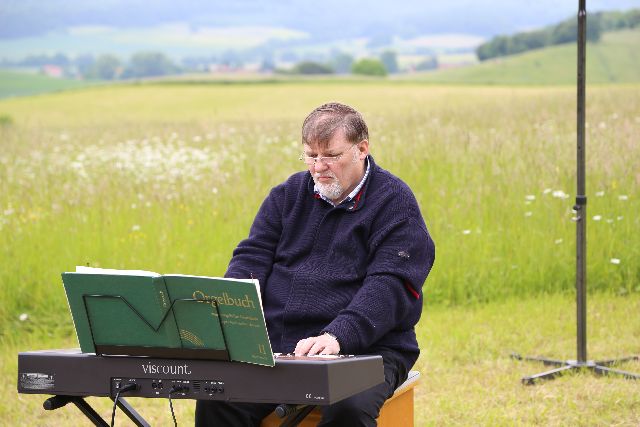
0, 69, 95, 99
1, 82, 639, 425
411, 29, 640, 85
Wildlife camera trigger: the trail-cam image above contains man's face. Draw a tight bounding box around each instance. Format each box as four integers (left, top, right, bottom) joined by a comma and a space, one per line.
304, 128, 369, 203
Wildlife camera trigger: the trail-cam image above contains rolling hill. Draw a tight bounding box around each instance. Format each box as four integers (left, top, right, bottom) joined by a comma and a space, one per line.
0, 70, 94, 99
409, 28, 640, 85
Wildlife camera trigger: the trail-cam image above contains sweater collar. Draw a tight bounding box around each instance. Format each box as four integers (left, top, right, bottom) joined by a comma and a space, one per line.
308, 155, 376, 212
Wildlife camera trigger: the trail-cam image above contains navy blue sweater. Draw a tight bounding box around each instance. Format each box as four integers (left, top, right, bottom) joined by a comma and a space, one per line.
225, 156, 435, 371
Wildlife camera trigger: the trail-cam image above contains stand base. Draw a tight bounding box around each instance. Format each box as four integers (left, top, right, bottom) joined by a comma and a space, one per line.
511, 353, 640, 385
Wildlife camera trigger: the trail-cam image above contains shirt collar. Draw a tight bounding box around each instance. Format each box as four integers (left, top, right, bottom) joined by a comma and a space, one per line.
314, 156, 371, 207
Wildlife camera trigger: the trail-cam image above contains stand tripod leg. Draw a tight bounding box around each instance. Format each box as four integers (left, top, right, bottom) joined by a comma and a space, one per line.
592, 365, 640, 380
112, 397, 151, 427
594, 356, 639, 366
511, 353, 566, 367
522, 365, 576, 385
43, 395, 109, 427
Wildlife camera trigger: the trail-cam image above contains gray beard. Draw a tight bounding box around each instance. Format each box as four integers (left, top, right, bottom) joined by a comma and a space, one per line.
314, 179, 344, 201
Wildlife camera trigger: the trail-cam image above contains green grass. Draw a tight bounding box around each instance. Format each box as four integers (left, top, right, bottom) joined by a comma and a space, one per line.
0, 69, 95, 99
409, 29, 640, 85
1, 81, 639, 425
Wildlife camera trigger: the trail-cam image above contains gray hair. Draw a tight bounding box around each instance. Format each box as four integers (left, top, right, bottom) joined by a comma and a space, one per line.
302, 102, 369, 148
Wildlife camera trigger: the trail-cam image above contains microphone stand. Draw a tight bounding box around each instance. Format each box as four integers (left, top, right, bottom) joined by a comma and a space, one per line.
511, 0, 640, 385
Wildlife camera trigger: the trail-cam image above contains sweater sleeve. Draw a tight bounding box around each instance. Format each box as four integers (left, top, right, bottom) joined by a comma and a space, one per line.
321, 217, 435, 354
224, 186, 283, 288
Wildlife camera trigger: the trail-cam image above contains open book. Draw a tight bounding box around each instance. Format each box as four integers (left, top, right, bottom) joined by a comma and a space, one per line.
62, 266, 274, 366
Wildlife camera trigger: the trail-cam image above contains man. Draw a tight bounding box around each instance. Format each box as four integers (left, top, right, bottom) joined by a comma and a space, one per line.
196, 102, 435, 426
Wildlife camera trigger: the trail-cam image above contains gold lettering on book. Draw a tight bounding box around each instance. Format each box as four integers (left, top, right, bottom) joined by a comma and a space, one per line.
192, 290, 256, 309
179, 329, 205, 347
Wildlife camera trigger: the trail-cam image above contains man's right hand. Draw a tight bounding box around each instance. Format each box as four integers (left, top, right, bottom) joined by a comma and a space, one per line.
294, 333, 340, 356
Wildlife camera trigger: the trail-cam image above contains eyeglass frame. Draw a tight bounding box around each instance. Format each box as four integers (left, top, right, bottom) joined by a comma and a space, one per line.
299, 142, 361, 166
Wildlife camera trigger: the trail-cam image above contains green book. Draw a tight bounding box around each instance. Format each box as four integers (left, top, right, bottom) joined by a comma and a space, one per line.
62, 267, 274, 366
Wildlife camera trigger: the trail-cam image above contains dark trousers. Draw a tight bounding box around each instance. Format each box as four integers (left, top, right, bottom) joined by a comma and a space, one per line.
195, 351, 407, 427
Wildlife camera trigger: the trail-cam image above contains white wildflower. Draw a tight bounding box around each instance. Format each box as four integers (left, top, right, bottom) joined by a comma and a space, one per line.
554, 239, 563, 244
462, 229, 471, 235
610, 258, 621, 265
592, 215, 602, 221
543, 188, 552, 194
618, 195, 628, 201
552, 190, 569, 199
131, 224, 141, 232
525, 195, 536, 201
19, 313, 28, 321
212, 187, 218, 194
617, 216, 623, 221
595, 191, 605, 197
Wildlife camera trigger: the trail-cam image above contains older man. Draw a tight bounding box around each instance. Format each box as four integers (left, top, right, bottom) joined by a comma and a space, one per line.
196, 102, 435, 426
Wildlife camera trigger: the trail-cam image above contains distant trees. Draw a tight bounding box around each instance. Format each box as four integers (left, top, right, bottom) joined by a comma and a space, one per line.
87, 55, 121, 80
351, 58, 387, 76
291, 61, 334, 74
379, 50, 398, 74
477, 8, 639, 61
329, 53, 354, 74
123, 52, 178, 78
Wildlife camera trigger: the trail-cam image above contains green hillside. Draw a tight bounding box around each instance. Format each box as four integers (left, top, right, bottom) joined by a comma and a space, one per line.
411, 29, 640, 85
0, 69, 94, 99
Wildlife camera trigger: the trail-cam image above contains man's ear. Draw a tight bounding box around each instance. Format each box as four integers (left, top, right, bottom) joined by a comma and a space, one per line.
358, 139, 369, 160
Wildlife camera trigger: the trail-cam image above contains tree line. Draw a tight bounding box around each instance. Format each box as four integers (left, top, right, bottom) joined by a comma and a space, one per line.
4, 49, 438, 80
476, 8, 640, 61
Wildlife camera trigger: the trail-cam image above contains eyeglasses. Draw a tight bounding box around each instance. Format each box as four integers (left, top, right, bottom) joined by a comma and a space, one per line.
299, 144, 358, 166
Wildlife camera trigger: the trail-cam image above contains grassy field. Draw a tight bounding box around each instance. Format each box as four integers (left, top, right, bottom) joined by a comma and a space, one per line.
1, 81, 639, 424
0, 69, 95, 99
410, 29, 640, 85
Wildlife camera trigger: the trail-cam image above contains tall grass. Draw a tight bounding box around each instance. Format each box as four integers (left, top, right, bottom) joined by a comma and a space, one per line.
1, 83, 639, 339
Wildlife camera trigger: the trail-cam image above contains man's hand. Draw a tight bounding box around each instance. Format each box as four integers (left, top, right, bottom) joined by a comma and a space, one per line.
294, 333, 340, 356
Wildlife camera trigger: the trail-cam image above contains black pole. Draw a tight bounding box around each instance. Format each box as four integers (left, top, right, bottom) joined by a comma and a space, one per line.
576, 0, 587, 364
511, 0, 640, 384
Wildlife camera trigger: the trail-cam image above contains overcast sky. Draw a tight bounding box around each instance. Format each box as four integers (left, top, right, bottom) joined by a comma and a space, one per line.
2, 0, 640, 39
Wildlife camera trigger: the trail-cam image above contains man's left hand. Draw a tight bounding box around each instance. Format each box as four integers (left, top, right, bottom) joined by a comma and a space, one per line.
294, 333, 340, 356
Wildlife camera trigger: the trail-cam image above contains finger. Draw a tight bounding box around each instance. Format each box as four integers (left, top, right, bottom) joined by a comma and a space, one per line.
294, 338, 314, 356
307, 340, 325, 356
319, 342, 338, 355
319, 338, 338, 355
293, 338, 306, 356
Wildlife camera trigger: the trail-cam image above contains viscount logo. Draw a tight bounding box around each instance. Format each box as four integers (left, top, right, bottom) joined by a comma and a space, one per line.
141, 363, 192, 376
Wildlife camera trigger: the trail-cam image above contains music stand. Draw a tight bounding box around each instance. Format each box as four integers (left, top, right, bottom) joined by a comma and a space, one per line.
512, 0, 640, 385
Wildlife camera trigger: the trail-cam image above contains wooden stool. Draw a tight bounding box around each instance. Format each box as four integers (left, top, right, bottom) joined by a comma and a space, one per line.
261, 370, 420, 427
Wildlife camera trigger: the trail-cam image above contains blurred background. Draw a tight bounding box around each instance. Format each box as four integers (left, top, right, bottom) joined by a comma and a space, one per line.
1, 0, 640, 93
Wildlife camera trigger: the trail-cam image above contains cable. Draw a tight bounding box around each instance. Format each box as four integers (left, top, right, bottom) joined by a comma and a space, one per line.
168, 385, 184, 427
110, 383, 137, 427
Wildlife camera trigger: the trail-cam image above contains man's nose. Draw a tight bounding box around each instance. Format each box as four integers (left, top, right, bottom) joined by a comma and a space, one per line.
313, 160, 329, 172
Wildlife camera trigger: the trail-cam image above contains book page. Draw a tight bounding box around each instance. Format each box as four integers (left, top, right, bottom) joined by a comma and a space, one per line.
74, 266, 160, 277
